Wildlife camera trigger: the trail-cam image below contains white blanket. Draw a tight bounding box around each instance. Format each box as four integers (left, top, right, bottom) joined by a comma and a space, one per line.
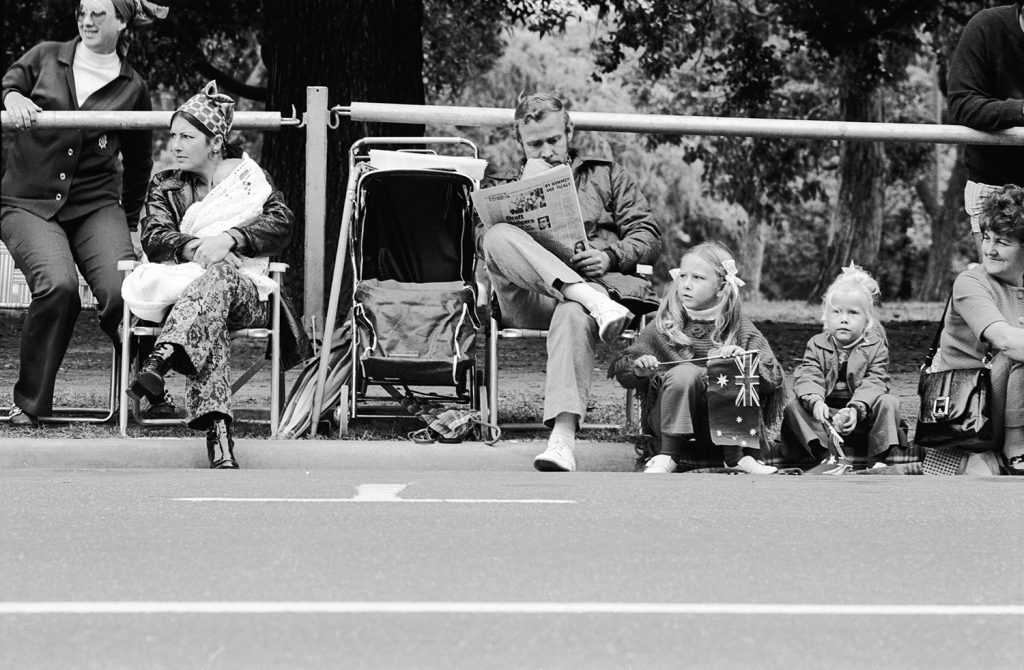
122, 153, 278, 322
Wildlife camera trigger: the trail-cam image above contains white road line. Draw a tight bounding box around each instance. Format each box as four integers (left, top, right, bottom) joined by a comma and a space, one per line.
1, 602, 1022, 616
174, 482, 575, 504
173, 498, 576, 504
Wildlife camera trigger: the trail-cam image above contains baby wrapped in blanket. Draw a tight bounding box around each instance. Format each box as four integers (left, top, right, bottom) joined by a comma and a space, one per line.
122, 153, 279, 322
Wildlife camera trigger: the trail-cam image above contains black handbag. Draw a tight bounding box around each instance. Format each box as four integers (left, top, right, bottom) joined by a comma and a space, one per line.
914, 295, 994, 452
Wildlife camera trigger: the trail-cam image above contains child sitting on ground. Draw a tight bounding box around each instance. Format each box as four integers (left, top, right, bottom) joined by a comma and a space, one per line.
609, 241, 786, 474
782, 263, 907, 468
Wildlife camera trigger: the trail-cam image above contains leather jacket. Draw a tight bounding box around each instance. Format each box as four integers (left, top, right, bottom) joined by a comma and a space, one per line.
141, 168, 293, 262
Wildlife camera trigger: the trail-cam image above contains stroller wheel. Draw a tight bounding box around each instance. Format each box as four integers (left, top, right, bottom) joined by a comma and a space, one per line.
334, 395, 349, 437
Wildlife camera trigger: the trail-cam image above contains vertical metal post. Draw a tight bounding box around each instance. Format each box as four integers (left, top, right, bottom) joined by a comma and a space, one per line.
304, 86, 329, 330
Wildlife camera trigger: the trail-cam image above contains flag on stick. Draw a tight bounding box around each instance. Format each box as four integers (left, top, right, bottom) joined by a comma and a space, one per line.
707, 351, 761, 447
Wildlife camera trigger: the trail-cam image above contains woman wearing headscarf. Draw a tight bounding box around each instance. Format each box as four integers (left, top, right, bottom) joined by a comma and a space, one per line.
1, 0, 166, 426
125, 81, 304, 469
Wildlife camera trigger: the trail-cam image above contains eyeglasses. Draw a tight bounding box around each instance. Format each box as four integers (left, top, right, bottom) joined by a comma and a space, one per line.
75, 8, 109, 24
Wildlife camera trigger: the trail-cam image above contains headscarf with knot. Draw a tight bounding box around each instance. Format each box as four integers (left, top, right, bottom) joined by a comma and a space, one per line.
110, 0, 168, 28
176, 81, 236, 139
109, 0, 167, 59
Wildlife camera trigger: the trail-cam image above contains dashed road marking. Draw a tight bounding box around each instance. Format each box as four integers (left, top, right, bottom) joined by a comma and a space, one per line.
173, 482, 575, 504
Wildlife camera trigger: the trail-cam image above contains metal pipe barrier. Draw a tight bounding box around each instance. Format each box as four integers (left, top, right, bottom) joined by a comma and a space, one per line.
0, 110, 299, 129
338, 102, 1024, 146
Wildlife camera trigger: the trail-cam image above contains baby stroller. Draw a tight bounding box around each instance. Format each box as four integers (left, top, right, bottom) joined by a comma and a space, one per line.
334, 137, 490, 438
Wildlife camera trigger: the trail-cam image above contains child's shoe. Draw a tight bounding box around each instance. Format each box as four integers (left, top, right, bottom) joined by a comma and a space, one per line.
734, 455, 777, 475
643, 454, 677, 474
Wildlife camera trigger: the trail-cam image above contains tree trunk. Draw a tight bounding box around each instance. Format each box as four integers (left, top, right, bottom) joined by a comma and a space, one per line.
260, 0, 426, 321
737, 216, 766, 298
917, 148, 967, 300
809, 59, 887, 300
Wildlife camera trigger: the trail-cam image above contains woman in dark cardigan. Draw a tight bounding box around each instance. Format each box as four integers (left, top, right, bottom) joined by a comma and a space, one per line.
1, 0, 164, 426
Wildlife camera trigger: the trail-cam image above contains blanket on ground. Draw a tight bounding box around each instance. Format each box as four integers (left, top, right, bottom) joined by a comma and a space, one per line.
122, 153, 277, 322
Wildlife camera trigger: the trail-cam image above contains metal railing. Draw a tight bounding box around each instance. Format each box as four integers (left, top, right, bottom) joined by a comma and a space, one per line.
338, 101, 1024, 146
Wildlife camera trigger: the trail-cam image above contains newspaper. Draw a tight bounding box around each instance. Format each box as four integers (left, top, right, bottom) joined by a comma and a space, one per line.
471, 163, 588, 263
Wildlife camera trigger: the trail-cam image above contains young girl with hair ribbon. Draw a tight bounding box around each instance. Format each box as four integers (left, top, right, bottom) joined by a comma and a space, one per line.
782, 263, 907, 469
610, 242, 786, 474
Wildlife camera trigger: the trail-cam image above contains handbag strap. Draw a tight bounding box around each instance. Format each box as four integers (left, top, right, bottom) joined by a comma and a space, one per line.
922, 291, 953, 370
923, 285, 994, 370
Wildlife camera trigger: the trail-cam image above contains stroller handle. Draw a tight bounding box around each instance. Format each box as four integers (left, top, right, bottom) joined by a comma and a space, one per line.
349, 137, 479, 163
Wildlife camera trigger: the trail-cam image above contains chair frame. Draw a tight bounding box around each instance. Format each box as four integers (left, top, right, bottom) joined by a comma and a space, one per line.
117, 259, 286, 437
0, 241, 119, 424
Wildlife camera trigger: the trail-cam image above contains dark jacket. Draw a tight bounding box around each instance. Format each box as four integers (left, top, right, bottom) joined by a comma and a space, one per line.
141, 167, 310, 369
946, 3, 1024, 186
791, 325, 892, 416
1, 39, 153, 227
486, 156, 663, 314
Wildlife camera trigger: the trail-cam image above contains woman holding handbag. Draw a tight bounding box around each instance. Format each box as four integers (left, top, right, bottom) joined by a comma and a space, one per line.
928, 185, 1024, 473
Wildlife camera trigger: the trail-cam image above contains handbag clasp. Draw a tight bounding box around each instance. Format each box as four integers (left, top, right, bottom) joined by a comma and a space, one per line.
933, 396, 950, 418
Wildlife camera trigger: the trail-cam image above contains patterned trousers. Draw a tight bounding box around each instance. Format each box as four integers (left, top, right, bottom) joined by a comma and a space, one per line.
156, 263, 268, 430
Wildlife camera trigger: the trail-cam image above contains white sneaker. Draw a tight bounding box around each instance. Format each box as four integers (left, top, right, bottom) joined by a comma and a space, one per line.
734, 455, 778, 475
590, 300, 634, 344
644, 454, 677, 473
534, 436, 576, 472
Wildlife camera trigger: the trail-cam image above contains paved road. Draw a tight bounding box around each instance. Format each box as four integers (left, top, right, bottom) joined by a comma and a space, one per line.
2, 470, 1022, 669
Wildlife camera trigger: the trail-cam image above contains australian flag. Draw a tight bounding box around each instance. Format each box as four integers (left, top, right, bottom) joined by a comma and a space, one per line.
707, 352, 761, 447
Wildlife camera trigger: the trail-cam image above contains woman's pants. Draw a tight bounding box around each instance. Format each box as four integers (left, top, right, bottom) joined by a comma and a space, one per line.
1, 204, 133, 416
155, 264, 268, 430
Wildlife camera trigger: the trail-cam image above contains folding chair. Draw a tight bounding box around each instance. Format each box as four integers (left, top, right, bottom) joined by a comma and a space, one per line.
0, 241, 119, 424
116, 259, 287, 437
485, 264, 654, 432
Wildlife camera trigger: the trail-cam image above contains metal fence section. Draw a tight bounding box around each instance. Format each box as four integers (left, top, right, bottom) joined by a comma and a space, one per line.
0, 110, 298, 130
339, 101, 1024, 146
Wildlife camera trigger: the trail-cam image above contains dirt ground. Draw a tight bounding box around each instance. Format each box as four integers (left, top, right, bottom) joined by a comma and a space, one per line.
0, 310, 934, 436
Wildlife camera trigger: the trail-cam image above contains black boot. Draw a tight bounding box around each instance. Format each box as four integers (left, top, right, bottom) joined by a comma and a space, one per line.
127, 344, 175, 402
206, 419, 238, 469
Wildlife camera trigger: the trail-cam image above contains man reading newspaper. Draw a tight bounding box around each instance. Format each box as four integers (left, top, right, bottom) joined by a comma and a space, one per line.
480, 90, 663, 473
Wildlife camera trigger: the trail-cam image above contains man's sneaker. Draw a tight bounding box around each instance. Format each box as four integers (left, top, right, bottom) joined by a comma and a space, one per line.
590, 300, 634, 344
734, 455, 778, 475
643, 454, 677, 474
534, 435, 576, 472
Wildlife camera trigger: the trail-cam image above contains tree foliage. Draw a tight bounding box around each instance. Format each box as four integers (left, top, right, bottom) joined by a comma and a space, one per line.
3, 0, 996, 305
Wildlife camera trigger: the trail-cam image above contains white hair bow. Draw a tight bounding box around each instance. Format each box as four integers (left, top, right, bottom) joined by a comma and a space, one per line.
722, 259, 746, 289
